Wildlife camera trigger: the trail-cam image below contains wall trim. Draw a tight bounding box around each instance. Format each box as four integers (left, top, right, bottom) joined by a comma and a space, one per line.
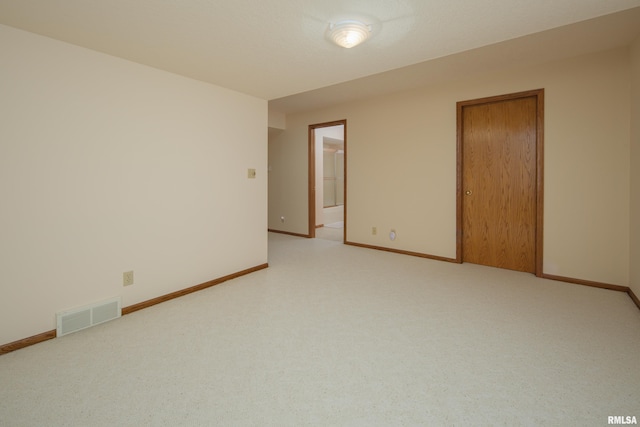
542, 274, 640, 310
268, 229, 310, 238
628, 288, 640, 310
1, 263, 268, 355
0, 330, 56, 356
122, 263, 268, 315
541, 273, 629, 292
345, 241, 458, 263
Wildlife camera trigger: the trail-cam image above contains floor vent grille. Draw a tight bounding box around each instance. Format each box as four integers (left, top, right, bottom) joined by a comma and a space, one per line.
56, 297, 121, 337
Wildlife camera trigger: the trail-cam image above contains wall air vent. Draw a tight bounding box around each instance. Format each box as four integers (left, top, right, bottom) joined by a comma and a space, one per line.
56, 297, 121, 337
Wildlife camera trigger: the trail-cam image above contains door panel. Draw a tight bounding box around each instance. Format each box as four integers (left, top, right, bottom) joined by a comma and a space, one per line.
462, 96, 537, 272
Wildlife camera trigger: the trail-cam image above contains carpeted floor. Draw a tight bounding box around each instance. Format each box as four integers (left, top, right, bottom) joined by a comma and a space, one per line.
324, 221, 344, 229
1, 232, 639, 426
316, 224, 343, 242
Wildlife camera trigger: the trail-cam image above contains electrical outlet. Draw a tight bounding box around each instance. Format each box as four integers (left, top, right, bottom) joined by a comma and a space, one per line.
372, 226, 377, 235
123, 270, 134, 286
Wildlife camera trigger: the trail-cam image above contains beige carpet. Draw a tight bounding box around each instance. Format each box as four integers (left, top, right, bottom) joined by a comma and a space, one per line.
1, 232, 639, 426
316, 225, 343, 242
324, 221, 344, 229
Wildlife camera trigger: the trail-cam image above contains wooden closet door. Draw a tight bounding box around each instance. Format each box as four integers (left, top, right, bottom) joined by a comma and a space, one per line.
461, 96, 537, 273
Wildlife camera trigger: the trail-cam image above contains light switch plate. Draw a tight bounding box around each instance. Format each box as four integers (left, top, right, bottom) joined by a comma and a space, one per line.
248, 168, 256, 179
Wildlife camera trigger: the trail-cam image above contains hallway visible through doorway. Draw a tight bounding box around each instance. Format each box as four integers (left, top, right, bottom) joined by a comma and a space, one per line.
309, 121, 346, 241
316, 205, 343, 241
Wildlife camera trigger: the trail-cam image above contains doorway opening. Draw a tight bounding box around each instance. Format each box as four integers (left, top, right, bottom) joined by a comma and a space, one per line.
309, 120, 346, 242
456, 89, 544, 275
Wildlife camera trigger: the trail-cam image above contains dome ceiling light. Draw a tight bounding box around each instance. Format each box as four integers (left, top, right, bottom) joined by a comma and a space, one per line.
328, 20, 372, 49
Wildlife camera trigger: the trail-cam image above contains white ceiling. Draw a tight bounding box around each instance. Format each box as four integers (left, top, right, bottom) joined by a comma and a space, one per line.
1, 0, 640, 114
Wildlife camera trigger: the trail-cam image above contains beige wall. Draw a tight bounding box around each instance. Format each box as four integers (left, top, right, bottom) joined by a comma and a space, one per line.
630, 36, 640, 297
0, 25, 268, 345
269, 47, 631, 286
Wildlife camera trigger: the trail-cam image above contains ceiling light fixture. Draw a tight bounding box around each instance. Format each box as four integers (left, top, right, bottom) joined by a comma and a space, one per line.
328, 20, 372, 49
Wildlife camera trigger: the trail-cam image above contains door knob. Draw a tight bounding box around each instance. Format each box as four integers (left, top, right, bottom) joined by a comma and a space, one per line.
465, 190, 473, 195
